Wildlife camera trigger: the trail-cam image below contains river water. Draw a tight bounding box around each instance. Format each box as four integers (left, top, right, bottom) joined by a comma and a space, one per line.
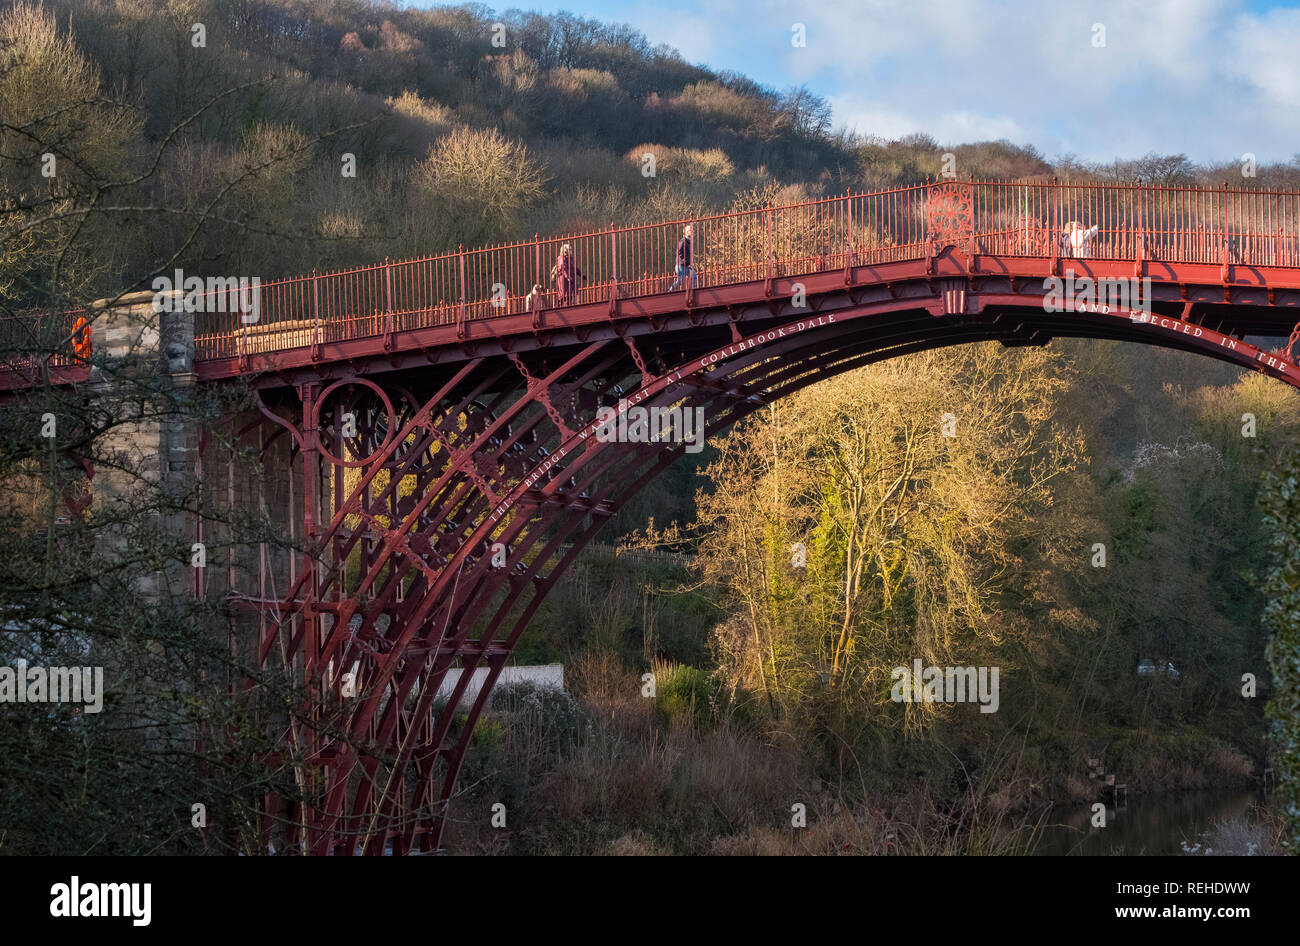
1032, 789, 1266, 856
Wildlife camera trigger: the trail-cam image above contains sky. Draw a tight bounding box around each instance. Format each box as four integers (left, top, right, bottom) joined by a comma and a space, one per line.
413, 0, 1300, 166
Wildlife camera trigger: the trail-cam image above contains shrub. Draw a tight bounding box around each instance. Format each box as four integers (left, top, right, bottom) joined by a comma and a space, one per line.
623, 143, 735, 183
653, 661, 723, 728
413, 126, 549, 247
489, 680, 585, 757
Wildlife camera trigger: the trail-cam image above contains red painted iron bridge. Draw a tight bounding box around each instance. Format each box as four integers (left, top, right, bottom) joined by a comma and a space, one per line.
6, 178, 1300, 854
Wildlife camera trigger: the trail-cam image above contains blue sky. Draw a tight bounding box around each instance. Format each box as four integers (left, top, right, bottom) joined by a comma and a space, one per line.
412, 0, 1300, 165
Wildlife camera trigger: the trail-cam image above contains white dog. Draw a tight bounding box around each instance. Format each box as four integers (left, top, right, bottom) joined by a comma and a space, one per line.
1063, 220, 1100, 258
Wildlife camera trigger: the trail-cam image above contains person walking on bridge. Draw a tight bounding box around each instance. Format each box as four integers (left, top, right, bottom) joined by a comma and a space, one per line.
669, 224, 694, 291
553, 243, 584, 306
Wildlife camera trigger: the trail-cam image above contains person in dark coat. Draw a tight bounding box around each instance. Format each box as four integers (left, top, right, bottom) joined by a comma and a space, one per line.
554, 243, 584, 305
669, 224, 693, 290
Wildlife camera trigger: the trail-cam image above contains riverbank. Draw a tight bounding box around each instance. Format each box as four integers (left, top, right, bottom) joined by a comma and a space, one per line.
442, 677, 1280, 855
1035, 790, 1284, 855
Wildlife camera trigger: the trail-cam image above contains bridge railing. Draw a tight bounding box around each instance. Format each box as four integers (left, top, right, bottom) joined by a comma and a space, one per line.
972, 181, 1300, 266
88, 180, 1300, 361
0, 308, 90, 374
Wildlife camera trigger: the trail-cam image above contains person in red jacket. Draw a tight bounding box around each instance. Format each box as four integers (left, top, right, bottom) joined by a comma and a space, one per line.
669, 224, 693, 290
553, 243, 584, 305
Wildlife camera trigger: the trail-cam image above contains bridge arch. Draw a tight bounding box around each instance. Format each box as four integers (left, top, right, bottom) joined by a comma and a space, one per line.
239, 267, 1298, 854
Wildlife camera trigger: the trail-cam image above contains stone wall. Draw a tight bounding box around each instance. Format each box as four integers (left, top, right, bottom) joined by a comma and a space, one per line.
88, 289, 198, 598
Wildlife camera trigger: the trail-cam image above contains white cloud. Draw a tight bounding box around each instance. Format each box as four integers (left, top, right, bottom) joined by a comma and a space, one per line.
497, 0, 1299, 163
640, 11, 723, 66
826, 95, 1027, 147
642, 0, 1300, 163
1225, 6, 1300, 103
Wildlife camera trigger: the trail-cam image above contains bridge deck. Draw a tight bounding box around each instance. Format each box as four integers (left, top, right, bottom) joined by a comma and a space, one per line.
5, 179, 1300, 388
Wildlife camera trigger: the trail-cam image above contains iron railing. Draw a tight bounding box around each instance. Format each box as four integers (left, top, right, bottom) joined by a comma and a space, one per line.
0, 307, 90, 373
7, 179, 1300, 365
191, 179, 1298, 360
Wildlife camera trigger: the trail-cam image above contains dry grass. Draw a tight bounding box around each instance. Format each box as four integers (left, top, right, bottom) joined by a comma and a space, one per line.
443, 650, 1275, 856
1123, 743, 1255, 793
443, 652, 1041, 855
1181, 804, 1287, 856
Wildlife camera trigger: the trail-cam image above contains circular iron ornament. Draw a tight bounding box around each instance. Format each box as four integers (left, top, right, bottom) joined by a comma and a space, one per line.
1017, 214, 1052, 256
311, 377, 398, 468
927, 181, 974, 251
378, 388, 435, 471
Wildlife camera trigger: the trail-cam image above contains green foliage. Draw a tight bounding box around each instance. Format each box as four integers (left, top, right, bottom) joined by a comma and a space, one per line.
601, 339, 1300, 813
470, 717, 506, 752
1262, 453, 1300, 851
1114, 480, 1160, 563
654, 663, 719, 727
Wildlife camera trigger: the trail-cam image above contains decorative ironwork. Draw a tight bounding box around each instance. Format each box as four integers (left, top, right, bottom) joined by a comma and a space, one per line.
926, 181, 973, 252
